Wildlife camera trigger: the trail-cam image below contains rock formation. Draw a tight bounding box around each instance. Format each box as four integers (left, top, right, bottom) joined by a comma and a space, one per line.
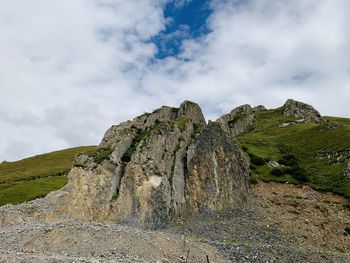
252, 105, 266, 112
344, 161, 350, 180
216, 104, 255, 136
283, 99, 322, 123
0, 101, 249, 229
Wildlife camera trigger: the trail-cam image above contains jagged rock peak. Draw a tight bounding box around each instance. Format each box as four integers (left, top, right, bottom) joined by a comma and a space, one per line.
216, 104, 255, 136
283, 99, 322, 123
99, 100, 205, 149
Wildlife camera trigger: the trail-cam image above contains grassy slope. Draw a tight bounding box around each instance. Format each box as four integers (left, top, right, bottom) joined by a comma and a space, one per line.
237, 108, 350, 198
0, 146, 96, 206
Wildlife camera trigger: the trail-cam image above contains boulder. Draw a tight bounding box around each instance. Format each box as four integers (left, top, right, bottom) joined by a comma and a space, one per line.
283, 99, 322, 123
252, 105, 266, 112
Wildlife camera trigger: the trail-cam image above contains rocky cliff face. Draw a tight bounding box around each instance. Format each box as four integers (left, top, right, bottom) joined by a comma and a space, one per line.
283, 99, 322, 123
216, 104, 255, 136
1, 101, 249, 229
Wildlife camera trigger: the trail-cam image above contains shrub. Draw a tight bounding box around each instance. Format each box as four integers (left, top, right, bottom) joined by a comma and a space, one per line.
121, 129, 148, 162
171, 107, 179, 114
87, 148, 113, 164
241, 145, 248, 152
248, 152, 266, 166
270, 165, 307, 182
289, 166, 307, 182
250, 174, 258, 185
271, 166, 290, 176
249, 163, 257, 171
174, 118, 187, 131
279, 154, 298, 166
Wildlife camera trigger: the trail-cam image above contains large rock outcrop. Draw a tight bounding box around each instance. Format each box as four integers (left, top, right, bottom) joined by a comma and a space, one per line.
216, 104, 255, 136
0, 101, 250, 229
283, 99, 322, 123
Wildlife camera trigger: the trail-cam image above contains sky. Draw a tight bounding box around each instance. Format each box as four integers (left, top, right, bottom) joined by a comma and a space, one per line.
0, 0, 349, 161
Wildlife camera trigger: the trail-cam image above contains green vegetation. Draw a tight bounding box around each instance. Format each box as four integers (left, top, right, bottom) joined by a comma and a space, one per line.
228, 113, 245, 127
0, 146, 95, 206
237, 108, 350, 197
174, 118, 187, 131
86, 147, 113, 164
121, 129, 149, 162
249, 174, 258, 185
171, 107, 179, 114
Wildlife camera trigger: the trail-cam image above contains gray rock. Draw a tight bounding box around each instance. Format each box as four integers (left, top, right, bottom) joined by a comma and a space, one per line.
283, 99, 322, 123
216, 104, 255, 136
186, 123, 250, 213
252, 105, 266, 112
268, 161, 280, 168
0, 101, 249, 229
73, 154, 96, 169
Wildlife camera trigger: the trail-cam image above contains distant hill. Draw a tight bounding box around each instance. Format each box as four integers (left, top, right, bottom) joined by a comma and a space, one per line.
0, 146, 96, 206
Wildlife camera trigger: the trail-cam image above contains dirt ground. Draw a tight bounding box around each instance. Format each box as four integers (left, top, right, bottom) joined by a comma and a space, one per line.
0, 181, 349, 262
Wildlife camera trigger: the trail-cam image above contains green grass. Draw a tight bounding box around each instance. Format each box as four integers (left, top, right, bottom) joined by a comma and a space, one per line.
0, 146, 95, 206
237, 109, 350, 198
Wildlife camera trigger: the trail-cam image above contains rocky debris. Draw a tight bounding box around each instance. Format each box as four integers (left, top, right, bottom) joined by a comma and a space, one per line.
316, 150, 350, 165
0, 221, 229, 263
216, 104, 255, 136
1, 182, 349, 263
267, 161, 280, 168
0, 101, 249, 229
252, 105, 266, 112
278, 122, 290, 128
168, 181, 350, 263
283, 99, 323, 123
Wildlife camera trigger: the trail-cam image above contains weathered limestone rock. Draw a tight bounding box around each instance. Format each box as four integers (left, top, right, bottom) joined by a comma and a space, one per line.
186, 123, 249, 213
283, 99, 322, 123
0, 101, 250, 229
216, 104, 255, 136
252, 105, 266, 112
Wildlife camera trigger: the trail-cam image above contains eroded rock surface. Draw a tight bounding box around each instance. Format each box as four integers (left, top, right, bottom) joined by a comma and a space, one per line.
283, 99, 322, 123
186, 123, 249, 213
216, 104, 255, 136
0, 101, 249, 229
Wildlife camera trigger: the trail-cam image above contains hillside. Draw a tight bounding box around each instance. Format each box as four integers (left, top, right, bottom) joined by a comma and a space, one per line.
237, 107, 350, 198
0, 100, 349, 262
0, 146, 95, 206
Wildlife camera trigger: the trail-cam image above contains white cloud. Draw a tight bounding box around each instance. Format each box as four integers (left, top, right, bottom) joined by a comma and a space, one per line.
1, 0, 349, 161
0, 0, 166, 161
142, 0, 350, 119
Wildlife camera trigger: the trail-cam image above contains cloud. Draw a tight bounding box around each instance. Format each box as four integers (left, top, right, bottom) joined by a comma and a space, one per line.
1, 0, 349, 161
172, 0, 193, 9
0, 0, 166, 161
142, 0, 350, 118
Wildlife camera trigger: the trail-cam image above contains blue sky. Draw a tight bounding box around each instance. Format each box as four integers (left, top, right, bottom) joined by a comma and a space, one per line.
0, 0, 349, 161
152, 0, 212, 58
